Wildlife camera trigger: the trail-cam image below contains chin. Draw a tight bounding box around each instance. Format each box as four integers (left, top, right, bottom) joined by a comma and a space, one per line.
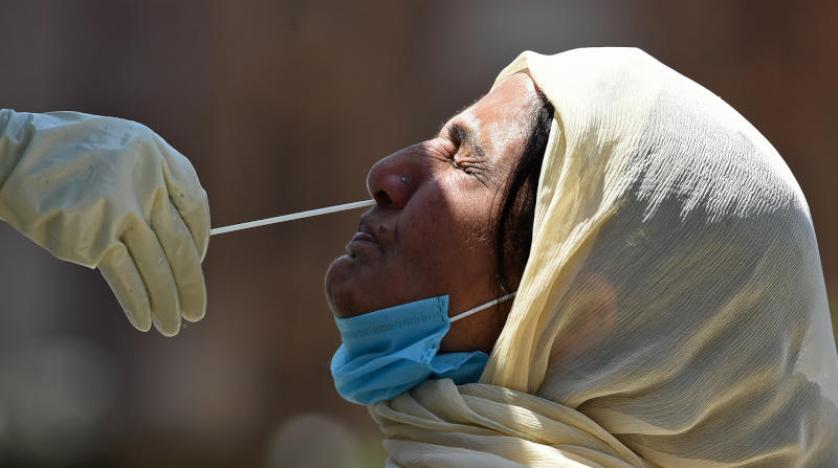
324, 255, 364, 318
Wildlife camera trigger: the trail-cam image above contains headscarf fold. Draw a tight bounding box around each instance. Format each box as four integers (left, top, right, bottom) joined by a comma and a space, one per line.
370, 48, 838, 467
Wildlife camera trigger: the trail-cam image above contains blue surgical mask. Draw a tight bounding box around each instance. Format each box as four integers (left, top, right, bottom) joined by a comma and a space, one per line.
330, 292, 516, 405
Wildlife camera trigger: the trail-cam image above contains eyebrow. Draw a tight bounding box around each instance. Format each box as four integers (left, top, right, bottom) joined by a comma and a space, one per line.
446, 122, 487, 160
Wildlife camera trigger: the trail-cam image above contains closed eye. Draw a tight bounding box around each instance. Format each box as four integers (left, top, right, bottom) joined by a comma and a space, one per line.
446, 123, 486, 160
434, 121, 490, 185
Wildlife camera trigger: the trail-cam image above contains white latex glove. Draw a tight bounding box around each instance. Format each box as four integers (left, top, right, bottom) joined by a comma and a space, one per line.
0, 109, 210, 336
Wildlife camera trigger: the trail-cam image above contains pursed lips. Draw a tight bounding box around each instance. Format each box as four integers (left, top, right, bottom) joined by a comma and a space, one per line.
345, 220, 382, 256
357, 220, 379, 243
350, 231, 377, 244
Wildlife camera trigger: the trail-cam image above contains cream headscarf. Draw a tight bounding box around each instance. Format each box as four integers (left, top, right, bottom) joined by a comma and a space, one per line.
369, 48, 838, 467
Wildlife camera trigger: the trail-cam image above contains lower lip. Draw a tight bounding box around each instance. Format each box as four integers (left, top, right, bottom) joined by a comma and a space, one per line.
345, 232, 380, 256
350, 232, 377, 244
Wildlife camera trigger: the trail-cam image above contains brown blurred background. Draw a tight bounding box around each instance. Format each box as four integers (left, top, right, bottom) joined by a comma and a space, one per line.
0, 1, 835, 467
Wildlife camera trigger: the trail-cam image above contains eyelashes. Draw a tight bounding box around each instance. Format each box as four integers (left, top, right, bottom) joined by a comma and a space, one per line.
441, 141, 469, 172
450, 150, 484, 177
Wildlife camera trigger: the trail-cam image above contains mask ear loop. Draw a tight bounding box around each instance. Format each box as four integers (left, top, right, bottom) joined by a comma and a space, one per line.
449, 292, 517, 323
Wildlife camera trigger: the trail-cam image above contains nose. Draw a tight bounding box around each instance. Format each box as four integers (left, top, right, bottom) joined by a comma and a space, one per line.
366, 154, 418, 209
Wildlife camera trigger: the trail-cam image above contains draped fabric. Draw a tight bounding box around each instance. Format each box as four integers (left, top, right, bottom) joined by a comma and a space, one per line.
369, 48, 838, 467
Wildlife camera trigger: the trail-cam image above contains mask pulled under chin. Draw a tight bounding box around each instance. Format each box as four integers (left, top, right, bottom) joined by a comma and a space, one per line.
330, 293, 514, 405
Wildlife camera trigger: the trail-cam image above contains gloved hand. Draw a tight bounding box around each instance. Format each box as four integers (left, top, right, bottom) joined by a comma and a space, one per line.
0, 109, 210, 336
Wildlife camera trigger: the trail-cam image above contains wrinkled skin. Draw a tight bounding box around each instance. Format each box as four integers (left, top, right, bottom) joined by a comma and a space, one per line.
325, 72, 541, 353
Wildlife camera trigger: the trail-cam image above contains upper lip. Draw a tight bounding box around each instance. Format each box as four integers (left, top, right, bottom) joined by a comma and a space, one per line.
354, 220, 379, 244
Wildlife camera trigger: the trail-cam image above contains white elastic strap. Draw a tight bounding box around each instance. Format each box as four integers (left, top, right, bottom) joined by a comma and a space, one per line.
449, 292, 517, 323
210, 199, 376, 236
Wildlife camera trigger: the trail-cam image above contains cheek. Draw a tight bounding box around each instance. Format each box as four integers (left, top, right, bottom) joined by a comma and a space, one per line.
397, 176, 498, 286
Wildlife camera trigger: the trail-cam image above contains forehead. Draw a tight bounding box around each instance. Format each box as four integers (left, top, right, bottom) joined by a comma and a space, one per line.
449, 72, 539, 136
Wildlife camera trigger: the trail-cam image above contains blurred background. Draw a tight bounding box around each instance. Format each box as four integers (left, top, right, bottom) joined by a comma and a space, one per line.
0, 1, 835, 466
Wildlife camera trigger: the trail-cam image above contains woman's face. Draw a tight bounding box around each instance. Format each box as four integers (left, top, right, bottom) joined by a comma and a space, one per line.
325, 72, 541, 352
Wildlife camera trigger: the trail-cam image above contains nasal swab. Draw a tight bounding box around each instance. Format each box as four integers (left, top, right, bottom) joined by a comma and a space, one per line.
210, 199, 375, 236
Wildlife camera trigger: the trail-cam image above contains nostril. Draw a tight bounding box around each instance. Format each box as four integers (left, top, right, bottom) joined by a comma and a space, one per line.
374, 190, 392, 206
